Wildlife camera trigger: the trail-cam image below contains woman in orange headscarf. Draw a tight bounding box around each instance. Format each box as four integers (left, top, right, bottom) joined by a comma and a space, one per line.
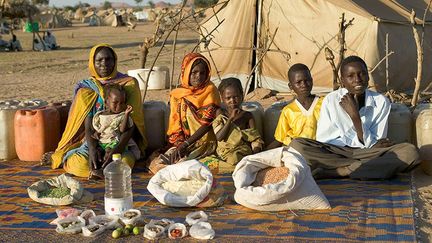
166, 53, 221, 163
49, 44, 147, 178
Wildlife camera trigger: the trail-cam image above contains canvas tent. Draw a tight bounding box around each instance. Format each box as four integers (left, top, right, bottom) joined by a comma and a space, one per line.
81, 10, 102, 26
88, 13, 102, 26
82, 10, 94, 23
200, 0, 432, 93
134, 10, 149, 21
103, 12, 124, 27
37, 13, 71, 28
74, 8, 84, 21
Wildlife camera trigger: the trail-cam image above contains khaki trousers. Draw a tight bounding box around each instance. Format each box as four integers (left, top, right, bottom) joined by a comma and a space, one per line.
290, 138, 420, 179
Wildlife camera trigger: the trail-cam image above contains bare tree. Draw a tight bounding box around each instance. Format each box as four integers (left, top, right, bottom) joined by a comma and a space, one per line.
420, 1, 432, 94
31, 0, 48, 5
148, 0, 155, 8
134, 0, 143, 7
410, 10, 423, 107
138, 1, 229, 101
324, 13, 354, 90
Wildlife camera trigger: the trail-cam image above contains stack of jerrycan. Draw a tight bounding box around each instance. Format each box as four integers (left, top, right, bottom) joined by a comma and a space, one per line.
14, 105, 61, 161
241, 101, 264, 137
143, 101, 168, 151
387, 103, 412, 143
50, 101, 72, 136
263, 101, 290, 146
0, 99, 47, 161
0, 108, 17, 160
413, 104, 432, 175
0, 100, 21, 160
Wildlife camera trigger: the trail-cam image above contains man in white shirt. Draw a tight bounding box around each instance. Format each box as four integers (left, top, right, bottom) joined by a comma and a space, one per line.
33, 38, 47, 51
8, 34, 22, 51
290, 56, 419, 180
44, 30, 58, 50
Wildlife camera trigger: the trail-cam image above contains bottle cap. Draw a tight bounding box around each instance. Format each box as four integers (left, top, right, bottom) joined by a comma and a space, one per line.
112, 153, 121, 160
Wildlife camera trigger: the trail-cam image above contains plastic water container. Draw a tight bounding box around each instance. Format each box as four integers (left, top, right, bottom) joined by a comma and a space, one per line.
263, 101, 289, 146
153, 66, 170, 89
50, 101, 71, 135
413, 103, 432, 146
416, 109, 432, 175
387, 103, 412, 143
241, 101, 264, 137
142, 101, 167, 151
104, 153, 133, 216
127, 68, 167, 91
14, 107, 60, 161
0, 99, 48, 160
0, 109, 18, 160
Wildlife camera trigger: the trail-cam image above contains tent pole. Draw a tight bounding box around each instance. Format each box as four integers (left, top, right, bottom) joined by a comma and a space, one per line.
254, 0, 263, 91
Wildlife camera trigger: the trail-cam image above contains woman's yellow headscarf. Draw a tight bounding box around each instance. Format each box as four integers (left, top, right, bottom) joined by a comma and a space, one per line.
51, 44, 148, 169
88, 43, 118, 81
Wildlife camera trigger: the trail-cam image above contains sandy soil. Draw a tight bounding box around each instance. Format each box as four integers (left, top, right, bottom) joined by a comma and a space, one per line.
0, 22, 431, 242
0, 22, 196, 102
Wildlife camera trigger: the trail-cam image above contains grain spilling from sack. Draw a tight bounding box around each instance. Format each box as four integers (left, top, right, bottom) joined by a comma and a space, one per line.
252, 167, 290, 186
162, 179, 206, 196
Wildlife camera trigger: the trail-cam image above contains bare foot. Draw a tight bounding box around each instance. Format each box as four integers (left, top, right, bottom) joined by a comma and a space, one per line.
40, 151, 54, 166
313, 167, 346, 180
88, 169, 104, 180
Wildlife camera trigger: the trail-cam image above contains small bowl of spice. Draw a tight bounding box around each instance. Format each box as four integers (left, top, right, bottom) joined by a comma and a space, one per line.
167, 223, 187, 239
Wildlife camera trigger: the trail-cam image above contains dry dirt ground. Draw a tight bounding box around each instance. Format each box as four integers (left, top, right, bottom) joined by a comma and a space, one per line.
0, 22, 196, 102
0, 22, 431, 242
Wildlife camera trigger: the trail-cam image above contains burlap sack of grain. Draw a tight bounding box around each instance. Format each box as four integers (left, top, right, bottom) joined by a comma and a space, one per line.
232, 147, 330, 211
27, 174, 93, 205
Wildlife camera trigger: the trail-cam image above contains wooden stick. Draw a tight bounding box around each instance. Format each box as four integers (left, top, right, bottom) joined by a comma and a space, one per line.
0, 0, 5, 18
385, 33, 390, 91
422, 78, 432, 92
138, 40, 149, 69
137, 72, 147, 104
325, 47, 339, 87
369, 50, 394, 73
193, 16, 225, 82
35, 31, 47, 50
205, 45, 222, 82
385, 90, 395, 103
170, 0, 187, 91
202, 45, 290, 56
140, 2, 227, 101
410, 10, 423, 107
32, 31, 35, 51
334, 13, 354, 90
421, 0, 432, 93
191, 17, 225, 51
421, 0, 432, 48
243, 27, 279, 94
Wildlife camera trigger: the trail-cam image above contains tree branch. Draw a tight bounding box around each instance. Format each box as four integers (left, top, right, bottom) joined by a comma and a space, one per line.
410, 10, 423, 107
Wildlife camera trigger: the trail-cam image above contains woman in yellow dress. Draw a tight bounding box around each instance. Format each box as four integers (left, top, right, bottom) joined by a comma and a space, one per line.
49, 44, 147, 178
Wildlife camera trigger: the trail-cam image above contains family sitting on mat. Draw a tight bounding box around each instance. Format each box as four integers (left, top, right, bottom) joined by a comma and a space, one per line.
46, 43, 419, 181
